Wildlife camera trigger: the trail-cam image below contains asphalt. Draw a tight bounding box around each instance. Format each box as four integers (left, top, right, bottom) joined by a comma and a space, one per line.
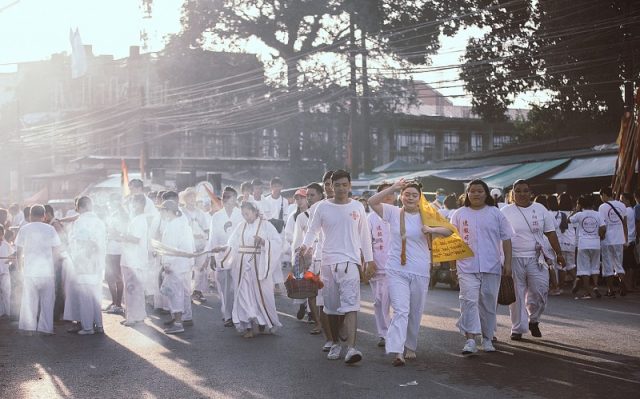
1, 280, 640, 399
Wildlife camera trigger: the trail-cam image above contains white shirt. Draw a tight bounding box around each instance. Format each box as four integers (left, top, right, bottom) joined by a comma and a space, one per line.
162, 216, 195, 274
626, 207, 636, 244
554, 210, 577, 251
571, 210, 605, 250
381, 204, 430, 277
368, 211, 390, 271
181, 207, 210, 251
501, 203, 555, 258
599, 200, 627, 245
264, 194, 289, 222
208, 207, 243, 267
106, 210, 128, 255
0, 240, 12, 274
303, 199, 373, 266
121, 214, 149, 269
15, 222, 61, 278
450, 206, 513, 275
288, 209, 310, 263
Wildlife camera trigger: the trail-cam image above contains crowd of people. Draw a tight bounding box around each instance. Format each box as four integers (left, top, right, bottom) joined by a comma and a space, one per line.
0, 171, 636, 366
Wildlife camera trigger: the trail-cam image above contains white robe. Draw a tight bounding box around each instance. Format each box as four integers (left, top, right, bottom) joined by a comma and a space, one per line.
225, 218, 282, 332
161, 217, 195, 319
64, 212, 107, 330
208, 207, 243, 321
121, 214, 149, 322
182, 207, 210, 293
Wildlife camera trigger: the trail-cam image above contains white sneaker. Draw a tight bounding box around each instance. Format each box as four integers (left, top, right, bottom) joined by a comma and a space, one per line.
462, 339, 477, 355
344, 347, 363, 364
327, 344, 342, 360
165, 323, 184, 334
322, 341, 333, 352
482, 339, 496, 352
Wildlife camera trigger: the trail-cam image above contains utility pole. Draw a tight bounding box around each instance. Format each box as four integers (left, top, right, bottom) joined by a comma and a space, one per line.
348, 15, 360, 175
360, 29, 372, 174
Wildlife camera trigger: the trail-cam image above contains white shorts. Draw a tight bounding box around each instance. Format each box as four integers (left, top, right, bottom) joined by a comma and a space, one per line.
555, 250, 576, 271
321, 262, 361, 315
577, 249, 600, 276
601, 244, 624, 277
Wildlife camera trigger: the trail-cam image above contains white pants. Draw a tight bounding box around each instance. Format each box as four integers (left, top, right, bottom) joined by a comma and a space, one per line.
19, 276, 54, 333
0, 273, 11, 317
192, 254, 209, 293
321, 262, 361, 315
165, 271, 193, 320
577, 248, 600, 276
457, 272, 501, 340
122, 266, 147, 323
369, 274, 391, 339
215, 269, 234, 321
77, 283, 103, 330
509, 257, 548, 334
601, 244, 624, 277
385, 269, 429, 354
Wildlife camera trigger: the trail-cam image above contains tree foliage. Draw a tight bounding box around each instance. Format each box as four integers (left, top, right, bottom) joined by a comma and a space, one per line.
461, 0, 640, 138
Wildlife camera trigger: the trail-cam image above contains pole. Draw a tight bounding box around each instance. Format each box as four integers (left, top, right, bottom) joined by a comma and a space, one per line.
360, 29, 372, 174
348, 15, 359, 175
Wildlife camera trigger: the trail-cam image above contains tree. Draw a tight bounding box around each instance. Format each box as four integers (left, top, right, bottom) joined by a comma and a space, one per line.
460, 0, 640, 139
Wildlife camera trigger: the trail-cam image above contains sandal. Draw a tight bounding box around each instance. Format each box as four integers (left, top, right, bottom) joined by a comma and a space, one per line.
392, 357, 406, 367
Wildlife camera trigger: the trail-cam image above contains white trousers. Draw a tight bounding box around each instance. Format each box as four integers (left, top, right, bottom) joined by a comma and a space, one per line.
0, 273, 11, 317
385, 269, 429, 354
122, 266, 147, 323
369, 274, 391, 339
457, 272, 501, 340
77, 283, 103, 330
509, 257, 549, 334
215, 269, 234, 321
192, 254, 209, 293
19, 276, 54, 333
166, 271, 193, 320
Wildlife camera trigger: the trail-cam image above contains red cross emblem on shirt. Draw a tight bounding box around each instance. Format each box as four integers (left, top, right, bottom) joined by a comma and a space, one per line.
351, 211, 360, 221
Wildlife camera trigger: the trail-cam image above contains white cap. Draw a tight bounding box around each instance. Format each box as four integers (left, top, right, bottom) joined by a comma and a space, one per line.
490, 188, 502, 198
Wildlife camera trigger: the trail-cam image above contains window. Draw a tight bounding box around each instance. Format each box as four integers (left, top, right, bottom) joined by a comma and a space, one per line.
443, 132, 459, 158
394, 129, 435, 163
493, 135, 513, 149
471, 133, 483, 152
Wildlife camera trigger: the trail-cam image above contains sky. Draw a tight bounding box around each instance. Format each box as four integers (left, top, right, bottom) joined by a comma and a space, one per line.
0, 0, 536, 108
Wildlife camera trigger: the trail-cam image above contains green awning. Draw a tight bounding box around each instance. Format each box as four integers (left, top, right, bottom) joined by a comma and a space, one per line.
550, 155, 617, 180
483, 159, 570, 189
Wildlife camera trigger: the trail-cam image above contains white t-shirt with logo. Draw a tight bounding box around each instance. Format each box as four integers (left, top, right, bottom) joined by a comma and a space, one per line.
15, 222, 61, 278
121, 214, 149, 269
501, 203, 556, 258
571, 210, 605, 250
554, 210, 577, 251
381, 204, 431, 277
368, 211, 390, 272
450, 206, 513, 275
598, 200, 627, 245
303, 199, 373, 266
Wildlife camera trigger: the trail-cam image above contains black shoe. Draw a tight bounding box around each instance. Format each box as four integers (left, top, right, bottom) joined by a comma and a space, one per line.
224, 319, 234, 327
296, 304, 306, 320
510, 333, 522, 341
182, 319, 194, 326
529, 322, 542, 338
163, 318, 175, 326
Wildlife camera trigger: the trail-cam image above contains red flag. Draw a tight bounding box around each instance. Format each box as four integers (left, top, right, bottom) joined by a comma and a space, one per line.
121, 159, 130, 197
204, 184, 223, 212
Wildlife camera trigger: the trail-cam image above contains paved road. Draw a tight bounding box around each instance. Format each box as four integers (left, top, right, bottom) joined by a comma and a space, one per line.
1, 281, 640, 399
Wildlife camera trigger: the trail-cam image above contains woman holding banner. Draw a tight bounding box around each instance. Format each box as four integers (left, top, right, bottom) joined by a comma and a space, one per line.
368, 179, 453, 367
450, 180, 513, 355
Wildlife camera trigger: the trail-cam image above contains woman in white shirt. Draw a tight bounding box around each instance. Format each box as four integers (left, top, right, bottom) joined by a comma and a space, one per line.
450, 179, 513, 354
555, 193, 578, 293
501, 179, 565, 341
368, 179, 452, 366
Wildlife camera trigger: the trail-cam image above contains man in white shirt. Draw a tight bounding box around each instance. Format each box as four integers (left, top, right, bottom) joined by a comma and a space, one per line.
207, 187, 243, 327
367, 183, 393, 348
119, 194, 149, 326
127, 179, 159, 220
180, 187, 210, 302
15, 205, 61, 335
301, 170, 374, 364
571, 194, 606, 299
599, 187, 628, 297
264, 177, 289, 290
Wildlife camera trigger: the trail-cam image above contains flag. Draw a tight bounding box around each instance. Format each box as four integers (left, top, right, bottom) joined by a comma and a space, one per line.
140, 144, 148, 181
121, 159, 130, 197
418, 195, 473, 263
203, 184, 223, 212
69, 28, 87, 79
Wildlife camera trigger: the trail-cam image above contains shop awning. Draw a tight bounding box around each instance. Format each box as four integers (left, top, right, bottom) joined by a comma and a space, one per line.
430, 165, 516, 181
550, 155, 617, 180
484, 159, 570, 189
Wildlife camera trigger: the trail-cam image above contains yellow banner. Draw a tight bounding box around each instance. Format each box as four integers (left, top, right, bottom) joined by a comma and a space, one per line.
419, 196, 474, 262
